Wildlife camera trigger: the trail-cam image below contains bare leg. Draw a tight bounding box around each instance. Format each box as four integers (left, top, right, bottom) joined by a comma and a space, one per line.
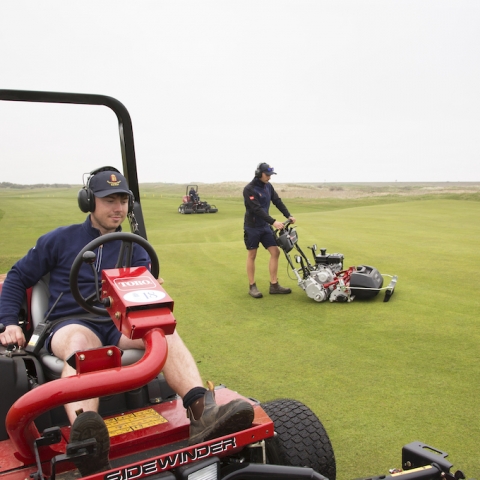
246, 249, 257, 285
51, 326, 204, 424
267, 245, 281, 283
52, 326, 252, 447
119, 330, 203, 398
162, 330, 203, 397
50, 324, 103, 424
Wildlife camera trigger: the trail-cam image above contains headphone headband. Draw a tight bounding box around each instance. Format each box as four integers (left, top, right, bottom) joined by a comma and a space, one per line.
255, 162, 276, 178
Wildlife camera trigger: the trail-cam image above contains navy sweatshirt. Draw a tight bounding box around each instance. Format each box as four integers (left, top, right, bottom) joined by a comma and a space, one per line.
243, 178, 291, 228
0, 216, 150, 326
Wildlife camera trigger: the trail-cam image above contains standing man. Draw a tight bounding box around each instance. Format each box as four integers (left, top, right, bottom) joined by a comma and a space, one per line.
243, 162, 296, 298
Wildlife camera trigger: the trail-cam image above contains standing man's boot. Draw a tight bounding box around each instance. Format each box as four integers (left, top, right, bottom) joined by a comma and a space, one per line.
269, 281, 292, 294
249, 283, 263, 298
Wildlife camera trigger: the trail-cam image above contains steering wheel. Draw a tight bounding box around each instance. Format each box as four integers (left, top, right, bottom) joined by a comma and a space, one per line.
69, 232, 160, 316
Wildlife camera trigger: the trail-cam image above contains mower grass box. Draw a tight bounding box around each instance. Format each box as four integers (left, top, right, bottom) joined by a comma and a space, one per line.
349, 265, 384, 299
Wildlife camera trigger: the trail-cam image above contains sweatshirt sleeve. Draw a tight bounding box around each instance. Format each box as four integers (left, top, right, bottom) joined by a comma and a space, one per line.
132, 244, 152, 270
0, 234, 55, 326
270, 185, 291, 219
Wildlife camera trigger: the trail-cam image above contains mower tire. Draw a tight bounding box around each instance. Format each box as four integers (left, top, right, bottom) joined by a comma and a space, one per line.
261, 398, 336, 480
178, 205, 185, 214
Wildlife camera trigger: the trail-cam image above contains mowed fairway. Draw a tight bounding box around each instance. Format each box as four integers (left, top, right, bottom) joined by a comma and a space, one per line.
1, 186, 479, 479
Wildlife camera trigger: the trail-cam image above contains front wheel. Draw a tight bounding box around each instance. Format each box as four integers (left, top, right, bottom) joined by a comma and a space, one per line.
261, 398, 336, 480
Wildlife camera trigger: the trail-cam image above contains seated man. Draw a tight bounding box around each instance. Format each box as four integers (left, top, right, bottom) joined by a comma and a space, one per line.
189, 187, 199, 203
0, 167, 253, 476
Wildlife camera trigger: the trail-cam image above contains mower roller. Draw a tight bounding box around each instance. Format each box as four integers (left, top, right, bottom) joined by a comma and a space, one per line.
274, 220, 398, 303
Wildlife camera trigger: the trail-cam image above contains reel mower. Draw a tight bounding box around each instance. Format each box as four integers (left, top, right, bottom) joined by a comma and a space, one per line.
274, 220, 397, 303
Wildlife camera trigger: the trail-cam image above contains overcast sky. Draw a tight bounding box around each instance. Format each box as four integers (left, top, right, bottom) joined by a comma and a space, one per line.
1, 1, 479, 185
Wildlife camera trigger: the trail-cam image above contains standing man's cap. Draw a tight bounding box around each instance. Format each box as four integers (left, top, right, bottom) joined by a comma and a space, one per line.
258, 163, 277, 175
89, 170, 131, 197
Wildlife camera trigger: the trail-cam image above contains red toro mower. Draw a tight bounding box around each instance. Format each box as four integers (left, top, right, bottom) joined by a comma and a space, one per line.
178, 185, 218, 214
274, 220, 398, 303
0, 90, 466, 480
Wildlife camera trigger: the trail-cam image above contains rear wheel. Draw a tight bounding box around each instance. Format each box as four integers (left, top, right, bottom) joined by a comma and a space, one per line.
261, 398, 336, 480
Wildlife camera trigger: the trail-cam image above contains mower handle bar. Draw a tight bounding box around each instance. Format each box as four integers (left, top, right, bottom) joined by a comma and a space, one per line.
273, 218, 294, 234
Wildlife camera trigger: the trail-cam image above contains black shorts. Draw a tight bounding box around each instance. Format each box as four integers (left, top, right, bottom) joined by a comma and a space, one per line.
45, 316, 122, 353
244, 225, 277, 250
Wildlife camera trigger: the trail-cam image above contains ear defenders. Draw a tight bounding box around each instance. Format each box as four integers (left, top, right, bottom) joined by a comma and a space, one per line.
255, 162, 270, 178
77, 166, 134, 213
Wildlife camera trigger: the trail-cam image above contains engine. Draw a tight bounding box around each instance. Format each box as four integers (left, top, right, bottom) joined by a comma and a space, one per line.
311, 265, 335, 284
314, 248, 344, 274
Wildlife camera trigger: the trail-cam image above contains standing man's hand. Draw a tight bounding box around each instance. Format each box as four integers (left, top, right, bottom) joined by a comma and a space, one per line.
273, 220, 285, 230
288, 216, 296, 224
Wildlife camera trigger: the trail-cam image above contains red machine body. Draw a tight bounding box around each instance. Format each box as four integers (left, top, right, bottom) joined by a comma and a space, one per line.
1, 266, 273, 480
101, 266, 176, 339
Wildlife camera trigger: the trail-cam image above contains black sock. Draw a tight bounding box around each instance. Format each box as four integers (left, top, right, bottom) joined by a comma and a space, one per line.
183, 386, 207, 410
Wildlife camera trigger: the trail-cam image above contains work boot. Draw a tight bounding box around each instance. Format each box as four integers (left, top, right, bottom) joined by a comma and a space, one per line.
269, 281, 292, 294
69, 411, 112, 477
188, 381, 254, 445
249, 283, 263, 298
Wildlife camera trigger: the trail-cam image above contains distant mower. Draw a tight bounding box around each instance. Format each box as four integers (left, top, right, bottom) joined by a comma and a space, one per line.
178, 185, 218, 214
275, 220, 398, 303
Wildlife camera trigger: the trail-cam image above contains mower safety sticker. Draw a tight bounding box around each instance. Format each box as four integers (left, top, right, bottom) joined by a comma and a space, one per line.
105, 409, 168, 437
124, 290, 166, 303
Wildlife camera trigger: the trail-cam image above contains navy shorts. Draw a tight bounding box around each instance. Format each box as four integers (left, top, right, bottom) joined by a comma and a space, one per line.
45, 317, 122, 353
244, 225, 277, 250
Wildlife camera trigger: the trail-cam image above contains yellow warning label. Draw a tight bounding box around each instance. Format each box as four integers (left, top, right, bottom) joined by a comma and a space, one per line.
105, 409, 168, 437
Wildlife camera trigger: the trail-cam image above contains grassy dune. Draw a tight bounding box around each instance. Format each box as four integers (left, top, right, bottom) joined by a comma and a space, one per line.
1, 184, 479, 478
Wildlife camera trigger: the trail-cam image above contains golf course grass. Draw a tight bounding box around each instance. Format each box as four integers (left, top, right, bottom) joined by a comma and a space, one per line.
0, 185, 479, 478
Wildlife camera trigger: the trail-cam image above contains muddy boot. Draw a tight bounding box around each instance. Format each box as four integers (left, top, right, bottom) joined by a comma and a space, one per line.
269, 281, 292, 294
188, 381, 254, 445
69, 411, 111, 477
249, 283, 263, 298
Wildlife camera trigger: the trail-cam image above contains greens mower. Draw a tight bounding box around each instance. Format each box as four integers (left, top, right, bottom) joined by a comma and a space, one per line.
0, 89, 467, 480
178, 185, 218, 214
275, 221, 398, 303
